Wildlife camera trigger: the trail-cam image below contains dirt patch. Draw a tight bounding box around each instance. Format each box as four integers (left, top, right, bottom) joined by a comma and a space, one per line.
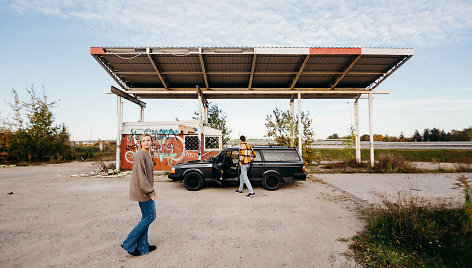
0, 162, 363, 267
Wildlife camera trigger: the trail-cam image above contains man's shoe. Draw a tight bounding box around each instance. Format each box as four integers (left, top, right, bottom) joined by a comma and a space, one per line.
235, 190, 243, 193
246, 193, 255, 198
149, 245, 157, 253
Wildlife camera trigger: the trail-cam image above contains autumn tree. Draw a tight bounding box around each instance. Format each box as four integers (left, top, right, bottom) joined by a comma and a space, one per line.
265, 108, 315, 151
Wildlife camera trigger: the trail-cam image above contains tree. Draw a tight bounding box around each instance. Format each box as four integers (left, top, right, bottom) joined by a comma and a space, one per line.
3, 86, 71, 162
207, 103, 231, 146
342, 126, 355, 158
194, 102, 231, 146
423, 128, 431, 141
412, 130, 422, 142
264, 108, 315, 151
399, 132, 405, 140
327, 133, 339, 139
430, 128, 441, 141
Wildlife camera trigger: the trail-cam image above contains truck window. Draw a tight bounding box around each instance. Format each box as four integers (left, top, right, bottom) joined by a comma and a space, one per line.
262, 149, 300, 161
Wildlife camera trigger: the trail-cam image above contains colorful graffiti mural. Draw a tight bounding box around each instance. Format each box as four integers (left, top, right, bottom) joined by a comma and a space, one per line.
120, 128, 218, 171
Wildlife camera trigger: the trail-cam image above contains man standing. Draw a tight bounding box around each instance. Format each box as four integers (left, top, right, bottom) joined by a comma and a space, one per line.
236, 135, 256, 197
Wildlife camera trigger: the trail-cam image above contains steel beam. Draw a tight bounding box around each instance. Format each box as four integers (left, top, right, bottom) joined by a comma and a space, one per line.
108, 86, 146, 108
199, 52, 209, 89
114, 71, 387, 75
290, 55, 310, 89
92, 55, 128, 90
330, 55, 362, 89
146, 53, 168, 89
248, 54, 257, 89
126, 89, 389, 95
368, 55, 413, 90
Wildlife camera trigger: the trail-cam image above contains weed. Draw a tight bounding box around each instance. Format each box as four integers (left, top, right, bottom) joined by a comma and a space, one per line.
455, 162, 472, 172
373, 154, 417, 173
453, 175, 472, 231
350, 193, 472, 267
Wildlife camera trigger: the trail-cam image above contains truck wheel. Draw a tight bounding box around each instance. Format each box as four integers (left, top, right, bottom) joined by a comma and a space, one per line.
184, 172, 204, 191
262, 173, 282, 191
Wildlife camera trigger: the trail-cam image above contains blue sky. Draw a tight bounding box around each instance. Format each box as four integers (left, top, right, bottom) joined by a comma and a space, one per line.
0, 0, 471, 141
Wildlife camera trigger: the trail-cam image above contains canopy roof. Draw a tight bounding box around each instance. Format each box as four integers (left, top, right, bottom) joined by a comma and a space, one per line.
91, 47, 413, 99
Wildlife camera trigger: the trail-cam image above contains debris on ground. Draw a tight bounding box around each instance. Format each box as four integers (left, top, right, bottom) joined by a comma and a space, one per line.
69, 160, 131, 178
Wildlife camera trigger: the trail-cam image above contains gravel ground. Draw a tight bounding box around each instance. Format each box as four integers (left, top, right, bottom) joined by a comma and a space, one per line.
0, 162, 363, 267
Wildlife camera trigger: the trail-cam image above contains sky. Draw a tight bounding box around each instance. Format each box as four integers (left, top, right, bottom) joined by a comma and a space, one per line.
0, 0, 471, 141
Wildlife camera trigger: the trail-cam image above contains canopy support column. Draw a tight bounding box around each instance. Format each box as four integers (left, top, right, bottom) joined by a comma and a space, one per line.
290, 97, 295, 147
368, 93, 374, 167
197, 86, 203, 160
139, 106, 144, 122
354, 98, 361, 163
298, 93, 302, 156
116, 95, 123, 170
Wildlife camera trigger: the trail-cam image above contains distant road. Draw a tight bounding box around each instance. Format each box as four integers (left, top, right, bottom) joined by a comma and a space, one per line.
311, 140, 472, 150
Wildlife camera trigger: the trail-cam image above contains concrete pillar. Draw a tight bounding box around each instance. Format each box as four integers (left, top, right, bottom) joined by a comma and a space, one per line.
290, 97, 295, 147
354, 99, 361, 163
139, 106, 144, 122
368, 93, 374, 167
198, 93, 202, 160
204, 105, 209, 125
116, 96, 123, 170
298, 93, 302, 156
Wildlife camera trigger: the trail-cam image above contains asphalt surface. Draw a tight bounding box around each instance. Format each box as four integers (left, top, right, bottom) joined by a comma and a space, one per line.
318, 173, 471, 205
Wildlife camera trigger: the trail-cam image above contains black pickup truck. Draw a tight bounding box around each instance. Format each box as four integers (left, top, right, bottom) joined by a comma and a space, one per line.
168, 146, 306, 191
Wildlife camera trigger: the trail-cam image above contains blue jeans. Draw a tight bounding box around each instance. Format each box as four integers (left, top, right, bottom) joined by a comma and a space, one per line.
238, 164, 254, 194
122, 199, 156, 255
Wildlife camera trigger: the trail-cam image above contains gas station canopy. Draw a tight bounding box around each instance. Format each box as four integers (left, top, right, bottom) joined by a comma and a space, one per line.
90, 47, 413, 99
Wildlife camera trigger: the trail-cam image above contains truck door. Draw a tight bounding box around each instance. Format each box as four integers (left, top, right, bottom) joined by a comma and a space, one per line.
248, 149, 264, 179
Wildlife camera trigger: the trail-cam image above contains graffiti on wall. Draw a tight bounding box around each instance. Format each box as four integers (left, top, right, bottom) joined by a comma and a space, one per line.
121, 127, 218, 171
124, 128, 184, 165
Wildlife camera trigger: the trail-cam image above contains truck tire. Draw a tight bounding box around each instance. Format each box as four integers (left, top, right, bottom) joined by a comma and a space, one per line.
184, 172, 204, 191
262, 172, 282, 191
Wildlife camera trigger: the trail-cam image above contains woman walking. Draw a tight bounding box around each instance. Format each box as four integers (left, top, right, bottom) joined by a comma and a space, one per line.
121, 134, 157, 256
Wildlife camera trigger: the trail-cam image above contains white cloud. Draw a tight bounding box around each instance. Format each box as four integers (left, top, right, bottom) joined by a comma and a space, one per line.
7, 0, 472, 47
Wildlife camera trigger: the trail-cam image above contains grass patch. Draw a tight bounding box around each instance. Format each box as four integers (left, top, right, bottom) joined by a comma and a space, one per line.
311, 149, 472, 163
350, 176, 472, 267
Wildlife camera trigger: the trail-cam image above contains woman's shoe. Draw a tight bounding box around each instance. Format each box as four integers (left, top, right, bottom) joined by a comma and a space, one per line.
122, 243, 140, 256
149, 245, 157, 252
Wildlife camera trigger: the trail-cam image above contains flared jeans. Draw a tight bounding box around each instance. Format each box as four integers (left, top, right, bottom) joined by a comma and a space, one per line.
122, 199, 156, 255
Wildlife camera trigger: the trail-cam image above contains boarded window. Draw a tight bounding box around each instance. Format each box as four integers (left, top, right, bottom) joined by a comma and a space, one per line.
262, 149, 300, 161
185, 136, 199, 150
205, 136, 219, 149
